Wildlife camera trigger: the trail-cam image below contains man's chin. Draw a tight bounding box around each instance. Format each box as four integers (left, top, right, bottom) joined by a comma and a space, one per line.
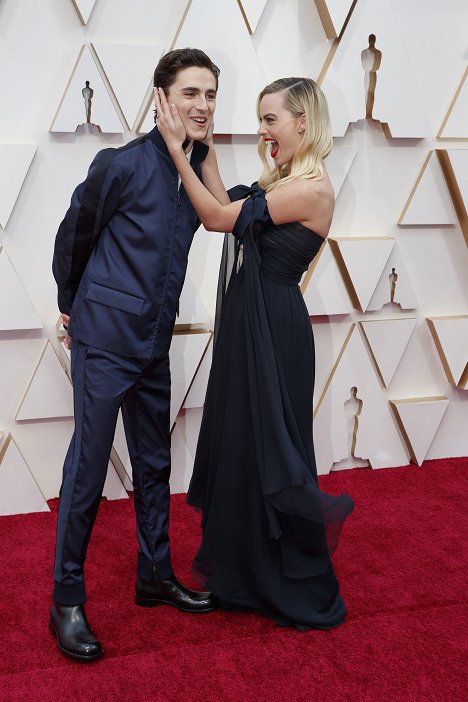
185, 128, 208, 143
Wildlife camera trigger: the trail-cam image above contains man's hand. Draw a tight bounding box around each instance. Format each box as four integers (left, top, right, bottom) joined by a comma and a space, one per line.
61, 313, 72, 350
154, 87, 186, 154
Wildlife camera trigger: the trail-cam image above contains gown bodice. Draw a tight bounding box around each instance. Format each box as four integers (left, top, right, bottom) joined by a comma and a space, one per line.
258, 221, 324, 286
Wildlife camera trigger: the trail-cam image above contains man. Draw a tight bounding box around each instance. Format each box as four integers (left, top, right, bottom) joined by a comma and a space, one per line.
50, 48, 220, 662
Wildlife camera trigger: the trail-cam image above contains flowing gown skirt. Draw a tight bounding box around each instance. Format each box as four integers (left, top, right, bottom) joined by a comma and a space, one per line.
187, 190, 353, 630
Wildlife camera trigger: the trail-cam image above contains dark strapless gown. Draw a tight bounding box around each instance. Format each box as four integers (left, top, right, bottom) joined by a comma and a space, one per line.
187, 184, 354, 630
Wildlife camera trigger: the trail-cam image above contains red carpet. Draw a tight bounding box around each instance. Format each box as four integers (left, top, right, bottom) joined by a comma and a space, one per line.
0, 458, 466, 702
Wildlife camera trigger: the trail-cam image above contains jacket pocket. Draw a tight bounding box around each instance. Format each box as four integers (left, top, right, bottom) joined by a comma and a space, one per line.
85, 282, 145, 316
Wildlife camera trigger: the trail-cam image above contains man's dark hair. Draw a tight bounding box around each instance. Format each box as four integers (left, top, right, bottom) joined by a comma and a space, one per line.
153, 48, 220, 93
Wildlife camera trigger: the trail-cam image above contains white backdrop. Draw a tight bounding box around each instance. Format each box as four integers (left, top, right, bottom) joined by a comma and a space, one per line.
0, 0, 467, 514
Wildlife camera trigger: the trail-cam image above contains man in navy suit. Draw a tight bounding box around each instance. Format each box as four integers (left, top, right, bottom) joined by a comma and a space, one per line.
49, 48, 222, 661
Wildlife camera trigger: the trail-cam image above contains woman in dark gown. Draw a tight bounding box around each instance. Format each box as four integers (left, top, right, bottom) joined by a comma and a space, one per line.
155, 77, 354, 629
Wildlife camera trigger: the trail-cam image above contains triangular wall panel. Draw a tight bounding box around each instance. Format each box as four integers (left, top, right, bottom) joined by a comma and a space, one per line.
427, 316, 468, 388
71, 0, 98, 25
399, 152, 457, 226
183, 337, 213, 409
314, 0, 355, 38
301, 241, 354, 316
444, 149, 468, 212
51, 45, 124, 133
390, 397, 449, 466
0, 144, 37, 229
329, 237, 395, 312
438, 66, 468, 139
0, 435, 50, 515
360, 318, 417, 388
93, 43, 163, 130
326, 148, 356, 200
0, 247, 43, 330
16, 342, 74, 421
169, 331, 212, 426
239, 0, 269, 33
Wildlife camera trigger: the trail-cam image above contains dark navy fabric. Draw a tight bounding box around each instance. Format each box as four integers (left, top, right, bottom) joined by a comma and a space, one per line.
53, 127, 208, 359
53, 341, 173, 606
52, 128, 208, 605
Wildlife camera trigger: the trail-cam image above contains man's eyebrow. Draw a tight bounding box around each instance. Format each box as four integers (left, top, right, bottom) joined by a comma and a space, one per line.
180, 86, 217, 93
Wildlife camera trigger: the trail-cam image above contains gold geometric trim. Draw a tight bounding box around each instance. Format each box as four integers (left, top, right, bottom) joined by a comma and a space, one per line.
436, 150, 468, 248
427, 316, 468, 388
313, 323, 355, 418
437, 66, 468, 140
389, 397, 449, 465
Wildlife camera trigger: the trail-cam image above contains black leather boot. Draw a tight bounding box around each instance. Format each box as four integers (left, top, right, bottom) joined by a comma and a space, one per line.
135, 568, 217, 613
49, 603, 103, 661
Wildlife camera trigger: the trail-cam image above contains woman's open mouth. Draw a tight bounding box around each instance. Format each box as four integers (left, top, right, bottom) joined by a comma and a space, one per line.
264, 138, 279, 158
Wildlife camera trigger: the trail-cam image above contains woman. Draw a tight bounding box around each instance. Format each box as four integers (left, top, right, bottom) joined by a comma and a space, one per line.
155, 77, 354, 629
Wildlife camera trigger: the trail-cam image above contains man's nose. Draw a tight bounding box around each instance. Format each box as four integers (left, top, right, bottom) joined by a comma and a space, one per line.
195, 96, 208, 111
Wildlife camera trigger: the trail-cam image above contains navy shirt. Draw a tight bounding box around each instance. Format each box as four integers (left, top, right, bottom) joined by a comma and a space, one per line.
53, 127, 208, 359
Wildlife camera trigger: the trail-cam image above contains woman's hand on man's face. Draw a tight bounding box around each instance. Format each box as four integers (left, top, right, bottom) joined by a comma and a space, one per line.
154, 87, 186, 154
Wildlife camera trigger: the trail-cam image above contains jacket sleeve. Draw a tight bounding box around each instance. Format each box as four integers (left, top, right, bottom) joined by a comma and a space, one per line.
52, 148, 122, 314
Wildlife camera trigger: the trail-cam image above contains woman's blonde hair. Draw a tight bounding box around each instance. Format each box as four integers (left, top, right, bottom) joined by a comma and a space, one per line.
257, 77, 332, 192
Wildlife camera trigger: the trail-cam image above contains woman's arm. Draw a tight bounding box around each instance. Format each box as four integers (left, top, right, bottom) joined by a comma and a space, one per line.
155, 88, 334, 237
200, 122, 231, 205
155, 88, 243, 232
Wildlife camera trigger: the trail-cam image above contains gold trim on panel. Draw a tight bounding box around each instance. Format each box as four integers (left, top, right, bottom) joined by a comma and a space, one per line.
327, 238, 361, 311
0, 432, 49, 503
327, 237, 393, 312
237, 0, 253, 35
359, 318, 417, 389
313, 323, 355, 418
436, 150, 468, 248
171, 332, 213, 430
398, 151, 432, 225
317, 0, 358, 84
71, 0, 96, 26
427, 316, 468, 388
0, 432, 12, 465
91, 43, 131, 130
389, 397, 449, 465
170, 0, 195, 51
15, 341, 48, 421
50, 45, 85, 131
437, 66, 468, 140
314, 0, 356, 40
300, 238, 327, 296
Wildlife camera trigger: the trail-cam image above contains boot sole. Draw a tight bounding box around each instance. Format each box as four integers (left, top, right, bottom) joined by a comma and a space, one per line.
48, 619, 104, 662
134, 594, 217, 613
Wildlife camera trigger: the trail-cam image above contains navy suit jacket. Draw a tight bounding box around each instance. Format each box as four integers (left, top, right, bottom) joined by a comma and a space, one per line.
52, 128, 208, 359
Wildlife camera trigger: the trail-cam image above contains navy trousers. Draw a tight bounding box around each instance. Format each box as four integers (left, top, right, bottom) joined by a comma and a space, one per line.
53, 340, 174, 606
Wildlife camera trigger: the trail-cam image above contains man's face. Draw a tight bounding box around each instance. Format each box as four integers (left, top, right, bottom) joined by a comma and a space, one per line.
163, 66, 217, 143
